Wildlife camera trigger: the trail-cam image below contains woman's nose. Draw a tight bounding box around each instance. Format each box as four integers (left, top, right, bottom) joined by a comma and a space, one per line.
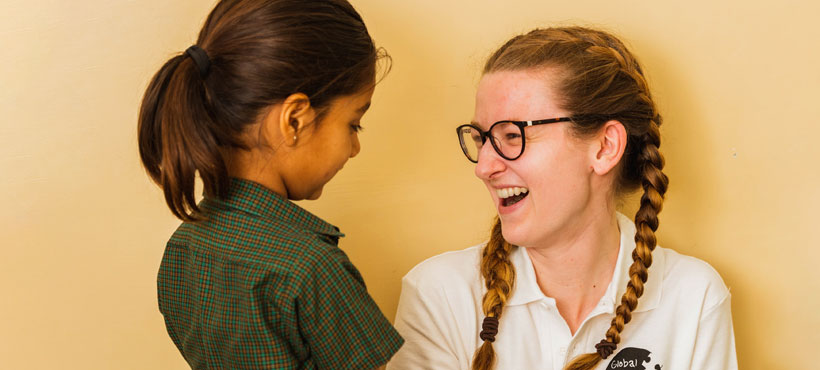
474, 141, 505, 180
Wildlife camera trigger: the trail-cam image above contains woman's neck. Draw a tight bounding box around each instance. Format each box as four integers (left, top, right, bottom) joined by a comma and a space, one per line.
524, 208, 621, 335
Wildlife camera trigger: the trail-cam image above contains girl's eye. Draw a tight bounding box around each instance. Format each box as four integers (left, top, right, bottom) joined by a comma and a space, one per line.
350, 123, 364, 133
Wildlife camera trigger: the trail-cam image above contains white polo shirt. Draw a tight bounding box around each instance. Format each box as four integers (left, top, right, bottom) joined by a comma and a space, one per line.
387, 213, 737, 370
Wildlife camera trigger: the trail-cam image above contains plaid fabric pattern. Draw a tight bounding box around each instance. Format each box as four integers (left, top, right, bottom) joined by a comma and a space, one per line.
158, 178, 403, 369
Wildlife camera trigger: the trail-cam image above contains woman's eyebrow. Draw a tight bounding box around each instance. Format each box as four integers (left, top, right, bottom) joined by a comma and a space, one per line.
470, 120, 493, 130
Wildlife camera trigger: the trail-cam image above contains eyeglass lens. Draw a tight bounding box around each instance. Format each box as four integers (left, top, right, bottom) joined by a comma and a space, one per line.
458, 121, 523, 162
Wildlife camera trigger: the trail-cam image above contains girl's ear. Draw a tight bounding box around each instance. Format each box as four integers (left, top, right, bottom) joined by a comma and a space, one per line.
590, 120, 627, 175
263, 93, 314, 147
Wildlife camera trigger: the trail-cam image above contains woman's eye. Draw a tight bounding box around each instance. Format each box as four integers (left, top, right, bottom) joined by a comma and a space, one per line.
350, 123, 364, 133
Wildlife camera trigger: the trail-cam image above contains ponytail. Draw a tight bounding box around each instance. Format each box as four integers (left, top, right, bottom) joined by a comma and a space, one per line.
138, 52, 229, 221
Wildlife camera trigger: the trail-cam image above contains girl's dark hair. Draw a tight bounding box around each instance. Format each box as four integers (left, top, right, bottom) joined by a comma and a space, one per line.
138, 0, 386, 221
472, 27, 669, 370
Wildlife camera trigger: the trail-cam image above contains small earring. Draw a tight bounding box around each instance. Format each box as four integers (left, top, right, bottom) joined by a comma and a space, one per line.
293, 135, 297, 141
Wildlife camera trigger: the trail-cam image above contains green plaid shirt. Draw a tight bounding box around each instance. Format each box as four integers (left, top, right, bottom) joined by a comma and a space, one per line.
158, 178, 403, 369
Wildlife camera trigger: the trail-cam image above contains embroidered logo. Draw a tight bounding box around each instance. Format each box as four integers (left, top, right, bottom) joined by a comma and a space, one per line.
606, 347, 663, 370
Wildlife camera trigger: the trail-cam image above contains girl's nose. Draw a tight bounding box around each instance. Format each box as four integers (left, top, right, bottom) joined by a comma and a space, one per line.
350, 134, 361, 158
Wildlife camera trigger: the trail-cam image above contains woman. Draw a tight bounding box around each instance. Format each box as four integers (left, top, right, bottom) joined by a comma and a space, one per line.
137, 0, 401, 368
388, 27, 736, 370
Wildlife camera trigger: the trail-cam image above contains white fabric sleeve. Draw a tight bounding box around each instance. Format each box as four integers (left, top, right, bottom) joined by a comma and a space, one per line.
691, 293, 738, 370
386, 275, 464, 370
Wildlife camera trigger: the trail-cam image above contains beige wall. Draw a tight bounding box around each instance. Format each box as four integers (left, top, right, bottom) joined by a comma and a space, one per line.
1, 0, 817, 369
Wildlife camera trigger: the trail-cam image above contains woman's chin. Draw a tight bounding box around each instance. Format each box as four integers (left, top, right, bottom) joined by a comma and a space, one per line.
500, 224, 530, 247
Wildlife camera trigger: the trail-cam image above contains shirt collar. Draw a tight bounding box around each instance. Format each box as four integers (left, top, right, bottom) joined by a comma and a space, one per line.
204, 178, 345, 240
506, 212, 663, 313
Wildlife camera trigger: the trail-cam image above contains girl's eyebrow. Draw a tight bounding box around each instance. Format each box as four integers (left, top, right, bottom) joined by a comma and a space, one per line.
357, 101, 371, 113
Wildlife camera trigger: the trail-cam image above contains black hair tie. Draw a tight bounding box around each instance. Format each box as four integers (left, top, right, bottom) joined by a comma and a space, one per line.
479, 317, 499, 342
185, 45, 211, 77
595, 339, 618, 359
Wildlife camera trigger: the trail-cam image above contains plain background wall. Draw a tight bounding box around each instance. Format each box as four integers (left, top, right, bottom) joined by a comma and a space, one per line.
1, 0, 817, 368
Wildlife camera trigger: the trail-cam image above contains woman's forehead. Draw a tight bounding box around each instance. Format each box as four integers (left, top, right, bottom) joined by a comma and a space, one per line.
473, 70, 566, 127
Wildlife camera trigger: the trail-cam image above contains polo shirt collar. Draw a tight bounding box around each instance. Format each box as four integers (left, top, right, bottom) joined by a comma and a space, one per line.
206, 178, 345, 239
505, 212, 663, 313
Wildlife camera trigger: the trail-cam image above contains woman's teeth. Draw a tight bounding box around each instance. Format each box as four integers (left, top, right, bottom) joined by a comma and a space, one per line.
496, 187, 528, 199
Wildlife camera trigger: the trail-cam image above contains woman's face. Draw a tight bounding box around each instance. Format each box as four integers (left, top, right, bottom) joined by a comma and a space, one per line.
473, 69, 596, 248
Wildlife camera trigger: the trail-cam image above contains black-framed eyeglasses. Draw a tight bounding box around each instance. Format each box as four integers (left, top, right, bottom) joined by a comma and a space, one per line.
456, 117, 574, 163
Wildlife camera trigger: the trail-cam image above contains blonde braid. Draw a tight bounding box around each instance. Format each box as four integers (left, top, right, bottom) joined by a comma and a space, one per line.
564, 40, 669, 370
472, 218, 516, 370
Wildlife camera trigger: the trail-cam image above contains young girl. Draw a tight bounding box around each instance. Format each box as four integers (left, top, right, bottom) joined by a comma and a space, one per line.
137, 1, 402, 368
388, 27, 736, 370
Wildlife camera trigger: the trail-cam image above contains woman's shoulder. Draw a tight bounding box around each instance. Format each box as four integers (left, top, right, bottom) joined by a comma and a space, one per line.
655, 246, 731, 309
402, 244, 484, 292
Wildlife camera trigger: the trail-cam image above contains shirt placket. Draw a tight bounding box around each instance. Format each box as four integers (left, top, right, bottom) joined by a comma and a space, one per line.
533, 296, 616, 369
564, 300, 615, 368
529, 297, 573, 370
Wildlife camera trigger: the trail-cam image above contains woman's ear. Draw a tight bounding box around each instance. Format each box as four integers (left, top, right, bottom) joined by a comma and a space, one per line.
271, 93, 314, 147
590, 120, 627, 175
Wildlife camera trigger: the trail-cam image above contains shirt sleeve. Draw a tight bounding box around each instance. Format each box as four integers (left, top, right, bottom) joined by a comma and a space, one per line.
691, 292, 738, 370
387, 274, 464, 370
296, 245, 404, 370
